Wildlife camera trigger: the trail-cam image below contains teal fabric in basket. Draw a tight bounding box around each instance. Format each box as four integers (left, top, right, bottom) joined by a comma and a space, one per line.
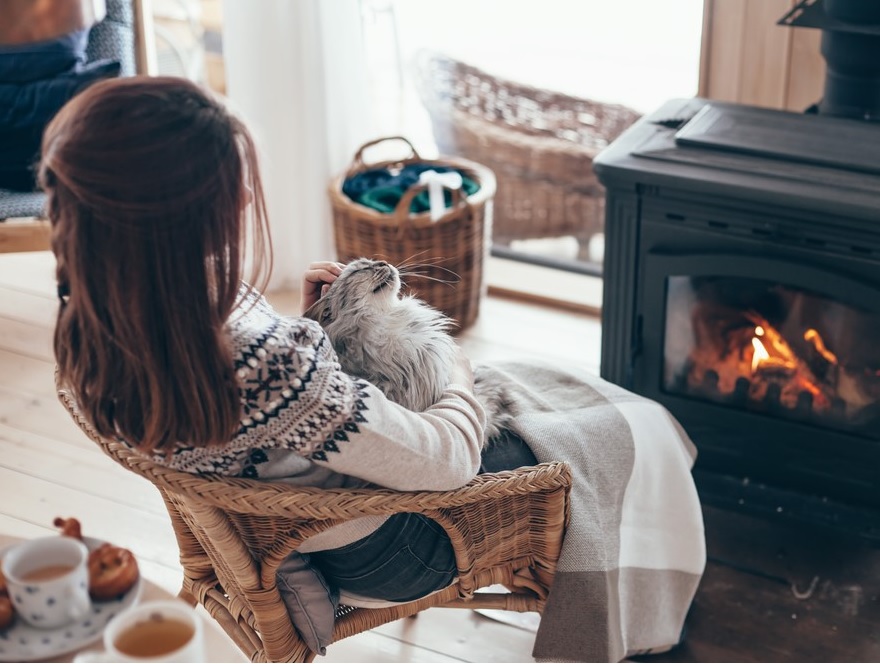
343, 163, 479, 215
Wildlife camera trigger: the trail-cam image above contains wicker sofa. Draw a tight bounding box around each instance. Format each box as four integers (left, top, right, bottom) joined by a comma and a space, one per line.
0, 0, 137, 229
415, 51, 641, 251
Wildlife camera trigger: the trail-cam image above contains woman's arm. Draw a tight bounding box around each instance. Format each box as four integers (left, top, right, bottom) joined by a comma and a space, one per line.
239, 315, 486, 491
298, 348, 486, 491
228, 286, 486, 491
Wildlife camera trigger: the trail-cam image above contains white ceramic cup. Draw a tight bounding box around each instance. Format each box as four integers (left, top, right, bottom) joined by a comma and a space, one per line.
2, 535, 91, 629
74, 599, 206, 663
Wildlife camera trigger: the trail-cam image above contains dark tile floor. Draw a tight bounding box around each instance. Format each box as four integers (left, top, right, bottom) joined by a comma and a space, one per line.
635, 505, 880, 663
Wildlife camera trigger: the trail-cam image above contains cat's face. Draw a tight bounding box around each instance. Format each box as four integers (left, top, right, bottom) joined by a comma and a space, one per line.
303, 258, 401, 326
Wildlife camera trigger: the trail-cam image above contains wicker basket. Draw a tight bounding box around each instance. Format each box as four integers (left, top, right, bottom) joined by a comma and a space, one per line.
329, 136, 496, 330
415, 51, 641, 245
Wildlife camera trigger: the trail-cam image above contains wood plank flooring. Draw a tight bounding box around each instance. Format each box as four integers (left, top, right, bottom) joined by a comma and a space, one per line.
3, 250, 878, 663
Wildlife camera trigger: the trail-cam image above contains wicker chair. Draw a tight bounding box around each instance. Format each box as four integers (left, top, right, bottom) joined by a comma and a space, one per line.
0, 0, 144, 251
415, 51, 642, 252
58, 387, 572, 663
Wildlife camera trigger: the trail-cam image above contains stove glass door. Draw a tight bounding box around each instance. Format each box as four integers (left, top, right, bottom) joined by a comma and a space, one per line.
663, 275, 880, 438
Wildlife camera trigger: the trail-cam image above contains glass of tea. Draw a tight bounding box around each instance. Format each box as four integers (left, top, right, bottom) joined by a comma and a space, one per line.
1, 535, 91, 628
75, 600, 205, 663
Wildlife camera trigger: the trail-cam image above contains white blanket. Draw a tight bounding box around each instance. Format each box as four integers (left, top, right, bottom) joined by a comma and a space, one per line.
479, 361, 706, 662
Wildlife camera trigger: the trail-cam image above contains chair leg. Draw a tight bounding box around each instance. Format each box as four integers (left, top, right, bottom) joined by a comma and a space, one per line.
177, 587, 198, 607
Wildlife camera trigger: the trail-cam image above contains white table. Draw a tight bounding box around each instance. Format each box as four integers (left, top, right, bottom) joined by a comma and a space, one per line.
0, 535, 247, 663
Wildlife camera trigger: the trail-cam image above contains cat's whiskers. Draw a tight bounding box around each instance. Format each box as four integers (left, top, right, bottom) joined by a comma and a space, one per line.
396, 251, 436, 268
399, 272, 458, 288
396, 255, 460, 274
398, 260, 461, 287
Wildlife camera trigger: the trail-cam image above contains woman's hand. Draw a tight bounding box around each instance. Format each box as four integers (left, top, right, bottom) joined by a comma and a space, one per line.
301, 261, 345, 312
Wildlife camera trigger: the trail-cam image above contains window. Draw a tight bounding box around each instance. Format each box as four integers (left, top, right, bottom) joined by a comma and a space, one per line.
147, 0, 705, 308
363, 0, 705, 300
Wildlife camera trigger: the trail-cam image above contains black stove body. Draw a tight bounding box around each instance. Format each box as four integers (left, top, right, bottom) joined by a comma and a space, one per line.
594, 97, 880, 537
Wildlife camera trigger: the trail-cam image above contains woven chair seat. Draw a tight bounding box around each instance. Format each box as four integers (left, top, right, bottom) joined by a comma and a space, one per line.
58, 386, 571, 662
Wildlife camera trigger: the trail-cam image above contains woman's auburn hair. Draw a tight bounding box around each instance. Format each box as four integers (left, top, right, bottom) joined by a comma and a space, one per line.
42, 76, 273, 454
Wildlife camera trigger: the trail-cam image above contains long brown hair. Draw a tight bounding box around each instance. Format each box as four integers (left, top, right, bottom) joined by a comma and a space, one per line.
42, 76, 273, 453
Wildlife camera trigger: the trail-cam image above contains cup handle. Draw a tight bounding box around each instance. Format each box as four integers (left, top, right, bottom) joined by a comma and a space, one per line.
73, 649, 112, 663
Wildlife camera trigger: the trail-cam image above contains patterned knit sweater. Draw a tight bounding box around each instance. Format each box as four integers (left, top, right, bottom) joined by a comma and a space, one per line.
133, 289, 487, 552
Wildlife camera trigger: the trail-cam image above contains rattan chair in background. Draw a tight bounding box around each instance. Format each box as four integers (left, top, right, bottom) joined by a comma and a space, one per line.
415, 51, 642, 255
0, 0, 153, 252
58, 386, 572, 663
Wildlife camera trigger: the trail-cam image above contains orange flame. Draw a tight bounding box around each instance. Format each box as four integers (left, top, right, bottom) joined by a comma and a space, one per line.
804, 329, 838, 365
751, 334, 770, 372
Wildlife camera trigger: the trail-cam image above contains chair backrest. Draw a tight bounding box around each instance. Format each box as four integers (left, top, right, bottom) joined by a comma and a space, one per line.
57, 381, 572, 662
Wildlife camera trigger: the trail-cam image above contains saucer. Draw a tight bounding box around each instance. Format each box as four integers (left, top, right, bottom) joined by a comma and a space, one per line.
0, 537, 143, 662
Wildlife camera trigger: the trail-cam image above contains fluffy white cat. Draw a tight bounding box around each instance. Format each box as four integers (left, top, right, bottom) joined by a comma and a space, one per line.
303, 258, 512, 444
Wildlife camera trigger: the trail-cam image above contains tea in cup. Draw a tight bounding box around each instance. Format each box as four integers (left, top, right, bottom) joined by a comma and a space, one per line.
1, 535, 91, 628
74, 600, 205, 663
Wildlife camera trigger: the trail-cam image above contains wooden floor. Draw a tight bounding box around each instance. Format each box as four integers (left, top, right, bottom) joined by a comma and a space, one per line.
2, 250, 878, 663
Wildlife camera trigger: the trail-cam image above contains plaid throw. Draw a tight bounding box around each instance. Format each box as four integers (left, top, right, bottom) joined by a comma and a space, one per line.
479, 361, 706, 663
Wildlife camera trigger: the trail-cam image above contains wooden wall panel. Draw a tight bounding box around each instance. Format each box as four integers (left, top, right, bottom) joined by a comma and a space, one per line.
700, 0, 747, 103
785, 26, 825, 111
738, 0, 794, 107
700, 0, 825, 112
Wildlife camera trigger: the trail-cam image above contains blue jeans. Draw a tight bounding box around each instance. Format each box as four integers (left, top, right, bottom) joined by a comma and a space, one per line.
310, 431, 538, 601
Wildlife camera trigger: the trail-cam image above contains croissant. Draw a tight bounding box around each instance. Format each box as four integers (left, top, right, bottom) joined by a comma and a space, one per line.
87, 542, 140, 601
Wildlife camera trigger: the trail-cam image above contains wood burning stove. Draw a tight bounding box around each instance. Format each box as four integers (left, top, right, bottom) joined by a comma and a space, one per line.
594, 0, 880, 538
593, 96, 880, 538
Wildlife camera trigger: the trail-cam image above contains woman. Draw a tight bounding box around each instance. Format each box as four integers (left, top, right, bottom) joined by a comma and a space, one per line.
44, 75, 491, 607
45, 76, 704, 662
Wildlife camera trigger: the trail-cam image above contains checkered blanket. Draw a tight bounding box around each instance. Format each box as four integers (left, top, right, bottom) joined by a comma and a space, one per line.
479, 361, 706, 662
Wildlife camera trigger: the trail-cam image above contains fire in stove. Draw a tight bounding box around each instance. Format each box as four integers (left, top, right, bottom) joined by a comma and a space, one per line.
695, 313, 836, 413
664, 276, 880, 434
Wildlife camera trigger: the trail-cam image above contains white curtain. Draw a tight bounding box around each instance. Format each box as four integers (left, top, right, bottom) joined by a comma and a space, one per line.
222, 0, 374, 294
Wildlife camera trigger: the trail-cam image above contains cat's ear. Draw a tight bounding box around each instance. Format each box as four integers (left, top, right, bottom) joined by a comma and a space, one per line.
303, 297, 333, 325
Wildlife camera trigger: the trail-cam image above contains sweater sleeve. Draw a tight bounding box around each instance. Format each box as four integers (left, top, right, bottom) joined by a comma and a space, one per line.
303, 368, 486, 491
235, 314, 486, 491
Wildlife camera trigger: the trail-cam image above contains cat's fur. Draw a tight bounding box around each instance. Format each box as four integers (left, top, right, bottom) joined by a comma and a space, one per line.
303, 258, 513, 444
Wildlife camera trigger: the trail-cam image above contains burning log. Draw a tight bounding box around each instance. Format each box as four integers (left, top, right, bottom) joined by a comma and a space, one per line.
740, 315, 838, 411
671, 279, 879, 432
702, 369, 719, 392
753, 357, 796, 380
796, 390, 813, 416
764, 383, 782, 408
733, 377, 751, 405
683, 307, 842, 416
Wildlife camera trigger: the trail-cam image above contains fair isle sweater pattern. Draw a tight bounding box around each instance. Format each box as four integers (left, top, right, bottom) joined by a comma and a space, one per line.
147, 289, 374, 479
